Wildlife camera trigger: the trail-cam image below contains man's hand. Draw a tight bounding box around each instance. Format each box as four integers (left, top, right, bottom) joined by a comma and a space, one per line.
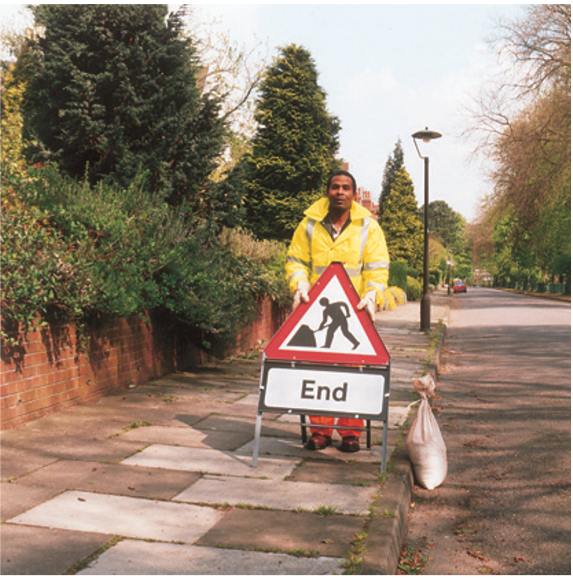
292, 280, 310, 310
357, 290, 377, 322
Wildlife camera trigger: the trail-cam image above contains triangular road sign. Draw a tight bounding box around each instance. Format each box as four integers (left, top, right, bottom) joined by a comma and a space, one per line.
265, 262, 390, 365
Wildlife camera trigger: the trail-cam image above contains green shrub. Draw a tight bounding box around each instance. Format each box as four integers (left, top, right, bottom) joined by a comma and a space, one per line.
389, 261, 408, 292
406, 276, 422, 301
407, 266, 420, 279
1, 185, 96, 339
218, 227, 291, 310
1, 163, 287, 352
429, 268, 441, 286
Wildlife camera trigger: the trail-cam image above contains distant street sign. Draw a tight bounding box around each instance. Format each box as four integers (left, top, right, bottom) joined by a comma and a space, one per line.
264, 262, 390, 366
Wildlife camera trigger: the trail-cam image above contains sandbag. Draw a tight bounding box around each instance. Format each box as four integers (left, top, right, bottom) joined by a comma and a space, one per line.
406, 374, 447, 490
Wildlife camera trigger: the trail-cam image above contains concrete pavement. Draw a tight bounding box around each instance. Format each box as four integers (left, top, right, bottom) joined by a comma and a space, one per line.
1, 289, 451, 575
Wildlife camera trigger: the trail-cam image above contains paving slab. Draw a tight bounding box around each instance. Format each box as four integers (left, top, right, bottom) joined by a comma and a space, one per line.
10, 459, 200, 501
142, 377, 237, 389
234, 393, 259, 405
388, 404, 411, 427
1, 481, 61, 522
175, 474, 377, 515
121, 444, 298, 479
118, 424, 253, 451
1, 433, 146, 472
387, 387, 416, 403
171, 401, 270, 422
286, 459, 383, 486
153, 369, 259, 382
0, 447, 59, 482
55, 392, 192, 425
77, 539, 343, 575
8, 491, 224, 543
1, 524, 113, 575
135, 385, 248, 404
197, 508, 363, 558
146, 374, 258, 390
276, 413, 303, 423
191, 414, 258, 434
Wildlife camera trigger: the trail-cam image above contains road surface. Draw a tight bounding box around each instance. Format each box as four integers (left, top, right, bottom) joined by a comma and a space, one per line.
401, 287, 571, 575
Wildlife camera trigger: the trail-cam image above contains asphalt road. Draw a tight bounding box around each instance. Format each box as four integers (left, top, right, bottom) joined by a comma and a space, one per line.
401, 287, 571, 575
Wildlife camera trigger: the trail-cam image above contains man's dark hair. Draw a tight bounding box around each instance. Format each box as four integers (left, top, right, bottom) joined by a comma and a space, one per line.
326, 170, 357, 193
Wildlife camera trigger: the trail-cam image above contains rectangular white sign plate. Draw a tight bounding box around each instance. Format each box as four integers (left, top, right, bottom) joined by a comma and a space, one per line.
258, 361, 390, 420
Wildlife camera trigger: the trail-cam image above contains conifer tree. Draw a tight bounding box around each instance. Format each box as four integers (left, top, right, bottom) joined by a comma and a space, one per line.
23, 4, 226, 207
379, 167, 424, 270
378, 139, 404, 214
240, 44, 341, 240
425, 200, 466, 250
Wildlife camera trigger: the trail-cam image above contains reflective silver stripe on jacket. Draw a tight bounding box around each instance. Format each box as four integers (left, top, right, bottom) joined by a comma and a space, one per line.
367, 280, 386, 292
345, 267, 362, 277
288, 271, 308, 284
306, 218, 316, 248
313, 265, 362, 277
359, 218, 370, 261
286, 255, 311, 269
363, 261, 390, 271
314, 265, 328, 276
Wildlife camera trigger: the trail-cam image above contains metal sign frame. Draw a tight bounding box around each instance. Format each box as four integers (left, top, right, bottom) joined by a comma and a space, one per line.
252, 358, 391, 473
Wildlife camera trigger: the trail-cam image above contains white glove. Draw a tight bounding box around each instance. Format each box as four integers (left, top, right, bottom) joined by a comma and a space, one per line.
357, 290, 377, 322
292, 280, 310, 310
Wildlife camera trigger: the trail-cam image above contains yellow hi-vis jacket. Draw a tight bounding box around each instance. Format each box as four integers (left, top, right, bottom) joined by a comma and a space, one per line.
286, 197, 390, 306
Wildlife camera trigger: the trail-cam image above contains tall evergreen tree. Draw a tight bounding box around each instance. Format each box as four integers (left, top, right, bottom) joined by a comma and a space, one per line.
379, 167, 423, 270
23, 4, 226, 207
240, 44, 341, 240
378, 139, 404, 216
424, 200, 466, 249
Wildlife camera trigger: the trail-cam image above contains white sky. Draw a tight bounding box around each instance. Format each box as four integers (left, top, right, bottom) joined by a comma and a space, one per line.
2, 3, 527, 221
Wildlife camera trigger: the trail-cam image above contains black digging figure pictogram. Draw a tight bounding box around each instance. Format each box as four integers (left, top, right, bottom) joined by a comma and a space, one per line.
286, 298, 361, 350
317, 297, 360, 350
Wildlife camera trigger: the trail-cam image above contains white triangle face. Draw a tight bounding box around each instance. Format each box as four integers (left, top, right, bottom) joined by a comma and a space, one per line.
279, 276, 376, 356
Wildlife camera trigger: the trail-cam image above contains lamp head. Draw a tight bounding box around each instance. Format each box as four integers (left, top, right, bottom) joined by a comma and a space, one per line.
412, 128, 442, 143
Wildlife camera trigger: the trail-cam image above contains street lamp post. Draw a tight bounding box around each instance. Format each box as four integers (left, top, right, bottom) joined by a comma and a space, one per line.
412, 128, 442, 332
447, 255, 453, 295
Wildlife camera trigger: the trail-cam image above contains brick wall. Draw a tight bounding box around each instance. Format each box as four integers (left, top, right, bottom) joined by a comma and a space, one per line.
236, 299, 286, 353
1, 300, 285, 430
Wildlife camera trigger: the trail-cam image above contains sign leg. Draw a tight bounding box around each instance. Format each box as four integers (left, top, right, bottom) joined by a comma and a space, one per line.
252, 413, 263, 467
380, 419, 388, 474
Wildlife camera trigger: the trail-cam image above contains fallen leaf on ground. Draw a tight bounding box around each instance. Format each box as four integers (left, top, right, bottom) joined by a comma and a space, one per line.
467, 550, 489, 562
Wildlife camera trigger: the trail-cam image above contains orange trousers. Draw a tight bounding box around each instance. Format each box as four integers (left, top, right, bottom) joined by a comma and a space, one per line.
309, 415, 363, 438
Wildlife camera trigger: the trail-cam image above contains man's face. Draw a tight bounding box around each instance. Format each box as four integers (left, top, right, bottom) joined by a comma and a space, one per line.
325, 175, 357, 214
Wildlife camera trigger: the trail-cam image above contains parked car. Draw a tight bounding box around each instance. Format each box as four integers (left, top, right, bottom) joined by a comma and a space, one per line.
453, 280, 467, 293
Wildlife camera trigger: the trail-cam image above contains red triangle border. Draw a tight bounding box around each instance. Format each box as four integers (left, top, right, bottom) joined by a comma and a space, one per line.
264, 263, 390, 366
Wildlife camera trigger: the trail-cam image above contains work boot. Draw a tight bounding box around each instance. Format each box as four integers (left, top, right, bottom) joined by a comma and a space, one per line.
306, 433, 332, 450
339, 435, 360, 453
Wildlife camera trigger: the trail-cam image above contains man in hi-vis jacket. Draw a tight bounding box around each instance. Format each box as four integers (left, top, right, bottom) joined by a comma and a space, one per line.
286, 169, 389, 452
